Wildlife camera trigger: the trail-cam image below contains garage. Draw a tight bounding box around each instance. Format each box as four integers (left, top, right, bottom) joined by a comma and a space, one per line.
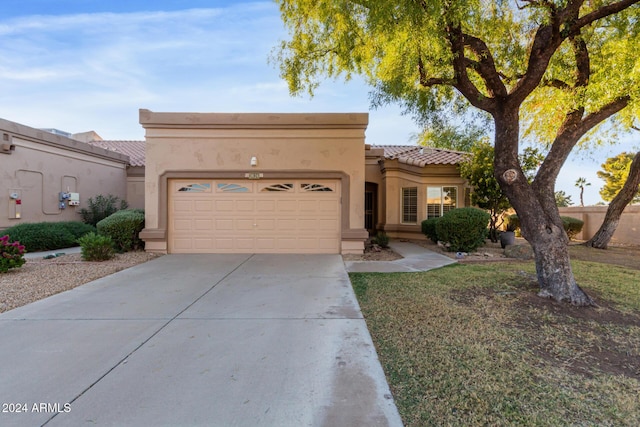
139, 110, 368, 254
169, 179, 341, 253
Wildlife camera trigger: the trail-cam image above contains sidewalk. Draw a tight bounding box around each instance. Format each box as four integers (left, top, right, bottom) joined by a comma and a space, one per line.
23, 246, 82, 259
344, 241, 457, 273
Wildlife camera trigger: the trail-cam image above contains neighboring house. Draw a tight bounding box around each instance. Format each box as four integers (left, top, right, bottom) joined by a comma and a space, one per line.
85, 140, 146, 210
0, 118, 129, 231
133, 110, 470, 255
365, 145, 470, 239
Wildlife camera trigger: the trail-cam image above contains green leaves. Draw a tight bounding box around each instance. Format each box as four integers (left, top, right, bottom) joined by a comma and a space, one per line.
597, 152, 640, 203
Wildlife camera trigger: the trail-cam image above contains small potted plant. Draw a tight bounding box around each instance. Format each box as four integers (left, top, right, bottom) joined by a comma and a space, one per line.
500, 222, 516, 249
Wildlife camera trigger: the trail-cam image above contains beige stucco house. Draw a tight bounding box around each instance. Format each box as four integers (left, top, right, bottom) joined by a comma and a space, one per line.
0, 118, 129, 231
136, 110, 470, 255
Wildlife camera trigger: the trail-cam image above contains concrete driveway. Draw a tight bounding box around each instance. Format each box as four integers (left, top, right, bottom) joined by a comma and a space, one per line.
0, 254, 402, 427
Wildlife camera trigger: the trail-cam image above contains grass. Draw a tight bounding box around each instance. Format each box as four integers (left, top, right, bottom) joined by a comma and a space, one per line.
351, 260, 640, 427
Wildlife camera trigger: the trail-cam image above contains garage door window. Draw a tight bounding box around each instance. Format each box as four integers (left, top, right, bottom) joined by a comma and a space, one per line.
260, 183, 294, 192
302, 183, 334, 192
217, 183, 251, 193
178, 183, 211, 193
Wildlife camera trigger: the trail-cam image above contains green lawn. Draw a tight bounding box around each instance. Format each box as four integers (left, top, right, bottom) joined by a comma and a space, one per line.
351, 260, 640, 427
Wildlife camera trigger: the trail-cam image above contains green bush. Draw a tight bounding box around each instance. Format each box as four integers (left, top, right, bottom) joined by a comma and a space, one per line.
97, 209, 145, 252
1, 221, 94, 252
507, 214, 584, 240
77, 232, 115, 261
562, 216, 584, 240
372, 231, 390, 248
421, 218, 440, 243
435, 208, 490, 252
0, 235, 26, 273
79, 194, 129, 227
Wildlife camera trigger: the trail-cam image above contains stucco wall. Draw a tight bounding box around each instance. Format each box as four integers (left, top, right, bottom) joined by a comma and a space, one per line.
559, 206, 640, 245
0, 119, 129, 231
139, 110, 368, 253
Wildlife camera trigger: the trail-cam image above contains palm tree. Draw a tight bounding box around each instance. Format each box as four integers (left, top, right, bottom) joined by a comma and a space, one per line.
575, 177, 591, 207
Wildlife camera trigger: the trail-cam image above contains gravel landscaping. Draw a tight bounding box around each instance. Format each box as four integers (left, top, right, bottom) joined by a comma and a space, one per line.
0, 251, 162, 313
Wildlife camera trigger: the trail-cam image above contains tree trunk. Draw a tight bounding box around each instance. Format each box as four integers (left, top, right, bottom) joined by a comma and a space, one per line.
530, 227, 595, 305
492, 106, 595, 306
586, 151, 640, 249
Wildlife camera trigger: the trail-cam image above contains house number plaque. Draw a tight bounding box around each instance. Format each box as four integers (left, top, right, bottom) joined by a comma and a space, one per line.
245, 172, 263, 180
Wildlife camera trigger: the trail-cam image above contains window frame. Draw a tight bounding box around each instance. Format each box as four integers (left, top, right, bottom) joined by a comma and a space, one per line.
426, 186, 458, 219
401, 187, 418, 224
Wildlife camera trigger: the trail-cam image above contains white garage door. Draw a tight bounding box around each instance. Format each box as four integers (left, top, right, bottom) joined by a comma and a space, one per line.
168, 179, 341, 253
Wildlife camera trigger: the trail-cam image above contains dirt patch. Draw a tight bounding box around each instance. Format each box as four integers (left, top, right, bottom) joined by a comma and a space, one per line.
514, 288, 640, 380
342, 241, 403, 261
451, 284, 640, 380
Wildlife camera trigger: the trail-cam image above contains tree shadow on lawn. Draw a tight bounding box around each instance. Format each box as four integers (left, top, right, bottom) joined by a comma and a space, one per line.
458, 280, 640, 381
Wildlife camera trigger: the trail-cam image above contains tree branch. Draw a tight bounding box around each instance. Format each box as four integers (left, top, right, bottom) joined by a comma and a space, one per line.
417, 56, 455, 87
462, 34, 508, 97
572, 0, 640, 35
446, 24, 497, 112
534, 96, 630, 193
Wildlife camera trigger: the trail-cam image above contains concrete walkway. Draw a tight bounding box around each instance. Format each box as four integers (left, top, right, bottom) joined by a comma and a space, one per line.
23, 246, 82, 259
0, 254, 402, 427
344, 241, 457, 273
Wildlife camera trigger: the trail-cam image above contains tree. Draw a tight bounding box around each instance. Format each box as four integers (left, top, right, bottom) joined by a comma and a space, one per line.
274, 0, 640, 305
574, 177, 591, 207
412, 121, 489, 152
460, 141, 543, 242
597, 152, 640, 204
587, 150, 640, 248
555, 191, 574, 207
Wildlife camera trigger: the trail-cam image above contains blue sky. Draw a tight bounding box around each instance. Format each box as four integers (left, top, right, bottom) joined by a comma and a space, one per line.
0, 1, 637, 205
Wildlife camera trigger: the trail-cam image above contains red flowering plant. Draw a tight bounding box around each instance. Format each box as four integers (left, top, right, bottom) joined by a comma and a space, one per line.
0, 235, 26, 273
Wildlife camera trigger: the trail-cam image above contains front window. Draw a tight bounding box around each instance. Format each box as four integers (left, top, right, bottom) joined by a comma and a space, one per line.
427, 186, 457, 218
402, 187, 418, 223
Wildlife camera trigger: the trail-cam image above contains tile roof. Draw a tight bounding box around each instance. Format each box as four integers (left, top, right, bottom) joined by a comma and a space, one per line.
86, 140, 146, 167
373, 145, 468, 166
81, 141, 464, 169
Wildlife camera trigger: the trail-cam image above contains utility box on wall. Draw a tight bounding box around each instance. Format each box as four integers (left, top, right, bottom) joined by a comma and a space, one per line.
68, 192, 80, 206
8, 189, 22, 219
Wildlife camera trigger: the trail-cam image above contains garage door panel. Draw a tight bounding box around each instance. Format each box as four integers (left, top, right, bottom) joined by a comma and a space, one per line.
174, 200, 193, 212
236, 200, 255, 211
276, 200, 298, 213
236, 219, 255, 230
194, 239, 214, 249
277, 219, 296, 231
169, 179, 340, 253
317, 200, 339, 212
215, 200, 234, 211
215, 219, 234, 230
256, 200, 276, 212
194, 219, 213, 230
173, 238, 193, 250
256, 238, 276, 250
173, 219, 193, 231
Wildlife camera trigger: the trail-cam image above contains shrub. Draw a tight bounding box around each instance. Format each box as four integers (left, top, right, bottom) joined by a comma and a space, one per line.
97, 209, 145, 252
3, 222, 74, 252
0, 235, 26, 273
507, 214, 520, 232
421, 218, 440, 243
77, 232, 115, 261
2, 221, 96, 252
435, 207, 490, 252
507, 214, 584, 240
79, 194, 129, 227
372, 231, 389, 248
562, 216, 584, 240
60, 222, 97, 239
